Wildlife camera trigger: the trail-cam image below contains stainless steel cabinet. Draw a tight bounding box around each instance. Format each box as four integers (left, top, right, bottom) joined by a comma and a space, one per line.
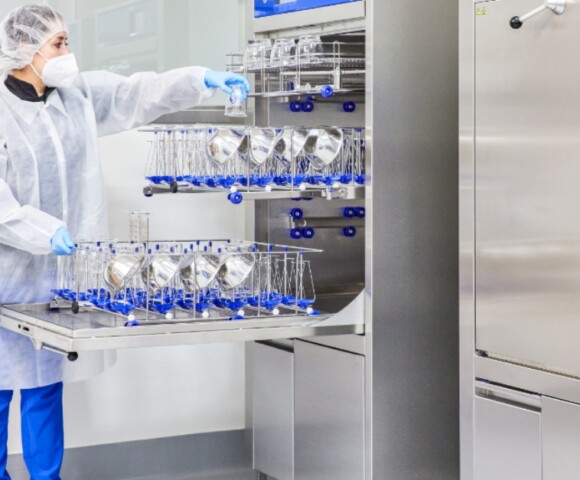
253, 342, 295, 480
473, 382, 580, 480
474, 385, 541, 480
474, 0, 580, 376
543, 397, 580, 480
294, 340, 365, 480
252, 340, 365, 480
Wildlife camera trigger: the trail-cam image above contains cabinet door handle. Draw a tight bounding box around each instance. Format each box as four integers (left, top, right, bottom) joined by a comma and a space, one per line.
510, 0, 566, 29
475, 380, 541, 410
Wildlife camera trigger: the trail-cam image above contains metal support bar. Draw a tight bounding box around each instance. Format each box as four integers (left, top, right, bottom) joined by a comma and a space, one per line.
291, 217, 365, 229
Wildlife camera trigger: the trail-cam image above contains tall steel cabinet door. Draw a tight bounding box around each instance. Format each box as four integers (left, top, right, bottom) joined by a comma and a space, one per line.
474, 391, 541, 480
294, 340, 364, 480
543, 397, 580, 479
474, 0, 580, 375
252, 342, 294, 480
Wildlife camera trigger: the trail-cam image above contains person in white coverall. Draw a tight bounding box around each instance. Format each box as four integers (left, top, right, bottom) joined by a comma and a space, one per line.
0, 4, 250, 479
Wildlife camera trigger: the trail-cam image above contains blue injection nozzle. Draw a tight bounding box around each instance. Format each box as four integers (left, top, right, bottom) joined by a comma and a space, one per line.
301, 100, 315, 113
290, 208, 304, 220
343, 207, 356, 218
343, 226, 357, 238
342, 101, 356, 113
290, 228, 303, 240
355, 207, 366, 218
303, 227, 315, 239
289, 101, 302, 113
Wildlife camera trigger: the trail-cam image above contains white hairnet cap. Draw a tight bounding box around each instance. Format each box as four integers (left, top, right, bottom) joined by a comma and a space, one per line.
0, 4, 67, 74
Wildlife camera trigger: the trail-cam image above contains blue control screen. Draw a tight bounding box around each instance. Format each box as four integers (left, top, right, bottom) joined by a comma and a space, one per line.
255, 0, 361, 18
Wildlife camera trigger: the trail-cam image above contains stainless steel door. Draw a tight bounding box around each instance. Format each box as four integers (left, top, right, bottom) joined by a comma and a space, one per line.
252, 342, 294, 480
294, 340, 365, 480
474, 385, 541, 480
475, 0, 580, 374
543, 397, 580, 480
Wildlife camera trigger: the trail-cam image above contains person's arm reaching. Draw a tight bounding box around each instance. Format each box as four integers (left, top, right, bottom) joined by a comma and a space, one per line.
84, 67, 247, 137
0, 139, 65, 254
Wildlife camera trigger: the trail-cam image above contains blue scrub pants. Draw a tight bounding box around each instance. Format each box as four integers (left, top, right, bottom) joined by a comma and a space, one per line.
0, 382, 64, 480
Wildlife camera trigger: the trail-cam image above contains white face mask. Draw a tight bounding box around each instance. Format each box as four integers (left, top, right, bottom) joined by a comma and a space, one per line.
32, 52, 79, 88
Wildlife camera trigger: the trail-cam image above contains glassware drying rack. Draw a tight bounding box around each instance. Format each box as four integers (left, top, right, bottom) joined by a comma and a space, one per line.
0, 239, 364, 359
227, 38, 365, 99
142, 125, 365, 203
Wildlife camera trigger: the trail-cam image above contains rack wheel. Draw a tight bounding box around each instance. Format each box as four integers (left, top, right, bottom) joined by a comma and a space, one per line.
303, 227, 315, 239
228, 192, 243, 205
67, 352, 79, 362
320, 85, 334, 98
343, 207, 356, 218
170, 181, 178, 193
71, 300, 80, 314
143, 186, 153, 197
343, 226, 357, 238
290, 208, 304, 220
124, 320, 141, 327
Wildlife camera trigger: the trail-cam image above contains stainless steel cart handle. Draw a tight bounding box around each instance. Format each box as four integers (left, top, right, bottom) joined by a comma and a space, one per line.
510, 0, 566, 29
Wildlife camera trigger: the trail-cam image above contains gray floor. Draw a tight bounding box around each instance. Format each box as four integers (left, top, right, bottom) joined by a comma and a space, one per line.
7, 430, 257, 480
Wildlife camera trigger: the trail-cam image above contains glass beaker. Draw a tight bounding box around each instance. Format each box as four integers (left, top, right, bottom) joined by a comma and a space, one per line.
244, 39, 272, 71
270, 38, 296, 68
297, 35, 323, 64
128, 211, 150, 244
224, 84, 247, 118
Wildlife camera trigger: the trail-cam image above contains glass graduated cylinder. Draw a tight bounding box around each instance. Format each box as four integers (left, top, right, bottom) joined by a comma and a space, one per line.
128, 211, 150, 243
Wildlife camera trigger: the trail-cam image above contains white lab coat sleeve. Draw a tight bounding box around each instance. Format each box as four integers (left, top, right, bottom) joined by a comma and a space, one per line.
82, 66, 215, 137
0, 140, 64, 254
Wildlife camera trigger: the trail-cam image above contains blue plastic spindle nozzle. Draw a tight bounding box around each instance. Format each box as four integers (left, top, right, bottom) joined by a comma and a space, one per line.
290, 101, 302, 113
343, 226, 357, 238
290, 228, 303, 240
355, 207, 366, 218
290, 208, 303, 220
342, 101, 356, 113
303, 227, 315, 239
343, 207, 356, 218
301, 100, 315, 113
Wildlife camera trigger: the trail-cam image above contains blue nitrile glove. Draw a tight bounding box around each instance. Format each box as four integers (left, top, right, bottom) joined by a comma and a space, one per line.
50, 226, 76, 256
204, 70, 251, 100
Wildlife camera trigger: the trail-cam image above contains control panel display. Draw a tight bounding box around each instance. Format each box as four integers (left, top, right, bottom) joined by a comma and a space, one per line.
255, 0, 362, 18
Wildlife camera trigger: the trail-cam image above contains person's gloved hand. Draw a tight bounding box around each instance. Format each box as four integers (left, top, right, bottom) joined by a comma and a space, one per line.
204, 70, 251, 100
50, 226, 76, 256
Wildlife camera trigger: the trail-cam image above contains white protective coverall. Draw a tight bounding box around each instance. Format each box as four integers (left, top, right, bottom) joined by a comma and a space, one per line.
0, 67, 213, 389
